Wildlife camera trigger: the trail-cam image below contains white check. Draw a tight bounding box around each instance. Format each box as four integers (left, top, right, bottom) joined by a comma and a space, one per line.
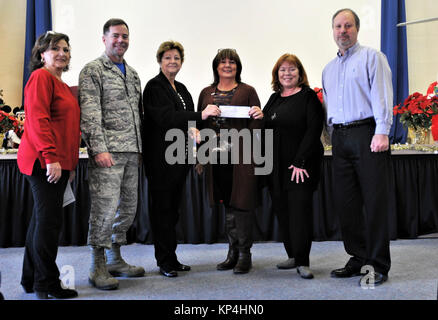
219, 105, 250, 118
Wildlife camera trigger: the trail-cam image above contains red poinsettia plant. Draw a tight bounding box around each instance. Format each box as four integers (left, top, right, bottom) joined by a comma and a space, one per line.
314, 87, 323, 104
0, 89, 24, 138
393, 91, 438, 130
0, 110, 23, 137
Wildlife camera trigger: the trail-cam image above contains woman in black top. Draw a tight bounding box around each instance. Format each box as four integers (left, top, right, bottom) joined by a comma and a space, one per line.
262, 54, 324, 279
143, 41, 219, 277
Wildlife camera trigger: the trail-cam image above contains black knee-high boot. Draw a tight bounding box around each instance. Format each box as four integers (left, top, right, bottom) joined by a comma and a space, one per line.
233, 209, 254, 274
217, 208, 239, 270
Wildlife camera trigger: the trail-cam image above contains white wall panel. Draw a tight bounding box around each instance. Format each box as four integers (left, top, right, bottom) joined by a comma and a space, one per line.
52, 0, 380, 106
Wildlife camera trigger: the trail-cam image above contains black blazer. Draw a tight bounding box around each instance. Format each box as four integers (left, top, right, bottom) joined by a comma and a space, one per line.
142, 71, 202, 190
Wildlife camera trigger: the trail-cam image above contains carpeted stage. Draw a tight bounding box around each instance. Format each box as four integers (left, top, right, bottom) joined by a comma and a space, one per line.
1, 150, 438, 303
0, 238, 437, 301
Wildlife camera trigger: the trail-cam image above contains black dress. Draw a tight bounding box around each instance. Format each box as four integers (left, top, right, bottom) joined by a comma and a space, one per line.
263, 86, 324, 266
209, 86, 236, 207
263, 86, 324, 193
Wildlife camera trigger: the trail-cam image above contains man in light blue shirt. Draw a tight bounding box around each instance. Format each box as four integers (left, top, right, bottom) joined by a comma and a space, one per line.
322, 8, 392, 287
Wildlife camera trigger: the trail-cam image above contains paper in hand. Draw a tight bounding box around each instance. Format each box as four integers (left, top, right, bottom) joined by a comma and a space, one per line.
219, 105, 250, 118
63, 182, 75, 207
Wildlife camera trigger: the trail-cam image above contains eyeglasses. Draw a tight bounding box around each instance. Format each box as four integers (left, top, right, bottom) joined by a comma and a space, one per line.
217, 48, 237, 53
43, 30, 56, 40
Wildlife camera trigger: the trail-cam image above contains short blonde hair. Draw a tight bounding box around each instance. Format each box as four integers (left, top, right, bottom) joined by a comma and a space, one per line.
156, 41, 184, 63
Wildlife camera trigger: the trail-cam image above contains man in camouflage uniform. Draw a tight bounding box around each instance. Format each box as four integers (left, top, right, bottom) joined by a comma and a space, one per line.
79, 18, 144, 290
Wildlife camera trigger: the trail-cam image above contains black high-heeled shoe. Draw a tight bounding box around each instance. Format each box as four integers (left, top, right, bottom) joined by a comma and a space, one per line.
35, 287, 78, 299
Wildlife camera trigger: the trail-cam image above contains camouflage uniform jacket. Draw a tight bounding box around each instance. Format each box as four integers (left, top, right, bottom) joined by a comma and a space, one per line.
79, 53, 142, 156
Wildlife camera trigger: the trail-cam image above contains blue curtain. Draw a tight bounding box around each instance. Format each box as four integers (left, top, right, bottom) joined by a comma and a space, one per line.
381, 0, 409, 143
22, 0, 52, 104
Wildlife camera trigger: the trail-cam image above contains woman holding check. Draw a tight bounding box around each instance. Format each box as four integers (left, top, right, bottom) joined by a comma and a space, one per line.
197, 48, 263, 274
143, 41, 219, 278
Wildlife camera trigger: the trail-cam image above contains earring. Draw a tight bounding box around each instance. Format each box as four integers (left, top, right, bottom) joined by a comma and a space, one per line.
41, 57, 45, 64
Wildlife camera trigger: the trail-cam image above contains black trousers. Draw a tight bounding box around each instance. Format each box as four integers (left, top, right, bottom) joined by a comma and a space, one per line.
21, 160, 69, 291
149, 181, 185, 269
271, 184, 314, 267
331, 123, 391, 275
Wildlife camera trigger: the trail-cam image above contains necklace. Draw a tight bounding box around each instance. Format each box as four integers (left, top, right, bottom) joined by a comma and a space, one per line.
217, 81, 238, 92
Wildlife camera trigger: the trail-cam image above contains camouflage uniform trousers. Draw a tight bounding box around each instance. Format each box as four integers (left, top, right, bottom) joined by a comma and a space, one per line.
87, 152, 140, 249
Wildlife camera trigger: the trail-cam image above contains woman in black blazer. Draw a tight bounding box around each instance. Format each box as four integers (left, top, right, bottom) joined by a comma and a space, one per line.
143, 41, 219, 277
262, 54, 324, 279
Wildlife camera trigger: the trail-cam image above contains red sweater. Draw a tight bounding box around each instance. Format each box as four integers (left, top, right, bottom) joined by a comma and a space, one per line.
18, 68, 80, 175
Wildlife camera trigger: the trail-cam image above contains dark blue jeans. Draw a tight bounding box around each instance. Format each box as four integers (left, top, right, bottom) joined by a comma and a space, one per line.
332, 123, 391, 275
21, 160, 69, 291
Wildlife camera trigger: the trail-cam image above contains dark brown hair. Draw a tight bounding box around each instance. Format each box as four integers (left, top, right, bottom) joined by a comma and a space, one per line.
332, 8, 360, 30
29, 31, 71, 73
211, 49, 242, 86
156, 40, 185, 63
103, 18, 129, 34
271, 53, 309, 92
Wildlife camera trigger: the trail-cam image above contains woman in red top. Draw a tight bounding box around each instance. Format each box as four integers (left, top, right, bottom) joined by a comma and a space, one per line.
17, 31, 80, 299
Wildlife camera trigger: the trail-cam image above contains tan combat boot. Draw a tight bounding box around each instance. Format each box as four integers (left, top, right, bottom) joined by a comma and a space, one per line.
89, 246, 119, 290
105, 243, 145, 277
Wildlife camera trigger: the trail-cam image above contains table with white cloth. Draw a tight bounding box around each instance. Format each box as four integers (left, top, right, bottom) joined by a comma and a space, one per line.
1, 147, 437, 247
